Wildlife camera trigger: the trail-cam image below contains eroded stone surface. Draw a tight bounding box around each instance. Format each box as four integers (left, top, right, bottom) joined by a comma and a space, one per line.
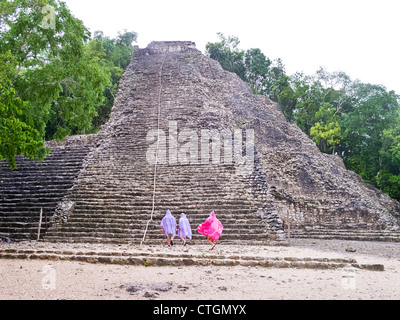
1, 41, 399, 244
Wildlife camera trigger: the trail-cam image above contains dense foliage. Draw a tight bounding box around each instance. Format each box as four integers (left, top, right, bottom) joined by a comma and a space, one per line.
0, 0, 136, 169
206, 33, 400, 200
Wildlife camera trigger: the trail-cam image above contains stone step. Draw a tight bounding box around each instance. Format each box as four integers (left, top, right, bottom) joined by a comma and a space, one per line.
65, 206, 258, 214
0, 165, 85, 173
44, 221, 266, 232
0, 225, 50, 235
0, 211, 60, 219
42, 236, 267, 244
0, 203, 62, 210
6, 174, 78, 182
76, 166, 250, 173
53, 216, 263, 224
75, 185, 254, 192
0, 215, 51, 223
64, 195, 255, 204
0, 185, 77, 193
0, 198, 71, 205
43, 226, 271, 243
291, 228, 400, 236
0, 175, 80, 183
0, 161, 88, 171
0, 197, 67, 203
43, 236, 267, 245
290, 229, 400, 242
0, 184, 77, 191
44, 225, 266, 235
1, 153, 89, 162
0, 245, 384, 271
54, 215, 262, 225
65, 194, 256, 203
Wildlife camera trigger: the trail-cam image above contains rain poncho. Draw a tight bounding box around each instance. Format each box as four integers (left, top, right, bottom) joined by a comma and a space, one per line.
197, 211, 223, 241
160, 210, 176, 238
178, 213, 192, 239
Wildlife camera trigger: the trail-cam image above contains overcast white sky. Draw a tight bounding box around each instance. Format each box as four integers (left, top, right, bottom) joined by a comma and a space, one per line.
63, 0, 400, 93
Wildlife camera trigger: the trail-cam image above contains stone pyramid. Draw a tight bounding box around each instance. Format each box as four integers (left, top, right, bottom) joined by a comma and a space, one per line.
1, 41, 399, 244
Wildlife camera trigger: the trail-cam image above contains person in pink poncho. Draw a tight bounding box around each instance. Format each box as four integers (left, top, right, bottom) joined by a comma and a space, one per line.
197, 211, 223, 249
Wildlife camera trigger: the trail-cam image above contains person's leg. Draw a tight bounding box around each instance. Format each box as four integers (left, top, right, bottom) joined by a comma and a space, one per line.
207, 236, 216, 249
167, 233, 174, 246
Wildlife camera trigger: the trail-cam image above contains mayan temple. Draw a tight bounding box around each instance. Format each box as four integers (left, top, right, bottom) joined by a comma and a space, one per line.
1, 41, 400, 244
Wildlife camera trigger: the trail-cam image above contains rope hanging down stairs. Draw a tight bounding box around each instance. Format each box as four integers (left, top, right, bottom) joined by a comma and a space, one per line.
140, 52, 168, 245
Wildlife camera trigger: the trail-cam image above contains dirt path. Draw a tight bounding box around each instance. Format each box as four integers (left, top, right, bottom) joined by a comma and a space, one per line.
0, 239, 399, 300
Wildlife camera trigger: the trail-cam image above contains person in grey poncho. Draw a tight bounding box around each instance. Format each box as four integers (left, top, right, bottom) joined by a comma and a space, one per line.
160, 210, 177, 247
178, 213, 192, 246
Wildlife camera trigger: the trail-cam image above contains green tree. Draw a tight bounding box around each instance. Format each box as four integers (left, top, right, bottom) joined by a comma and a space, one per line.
315, 68, 354, 114
275, 78, 297, 123
341, 83, 399, 185
244, 48, 271, 94
287, 73, 325, 134
205, 33, 246, 81
0, 0, 111, 168
90, 30, 137, 129
377, 128, 400, 200
265, 58, 287, 102
0, 50, 48, 169
310, 121, 342, 154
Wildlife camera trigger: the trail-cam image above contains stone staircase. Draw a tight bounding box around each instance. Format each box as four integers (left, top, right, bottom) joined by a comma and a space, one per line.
0, 140, 93, 241
44, 157, 282, 245
1, 41, 399, 246
43, 42, 285, 245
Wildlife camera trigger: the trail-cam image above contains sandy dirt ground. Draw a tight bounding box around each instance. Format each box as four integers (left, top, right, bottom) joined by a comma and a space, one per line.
0, 239, 399, 300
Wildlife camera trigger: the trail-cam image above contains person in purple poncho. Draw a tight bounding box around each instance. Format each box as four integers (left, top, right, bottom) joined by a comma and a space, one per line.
160, 210, 177, 247
178, 213, 192, 246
